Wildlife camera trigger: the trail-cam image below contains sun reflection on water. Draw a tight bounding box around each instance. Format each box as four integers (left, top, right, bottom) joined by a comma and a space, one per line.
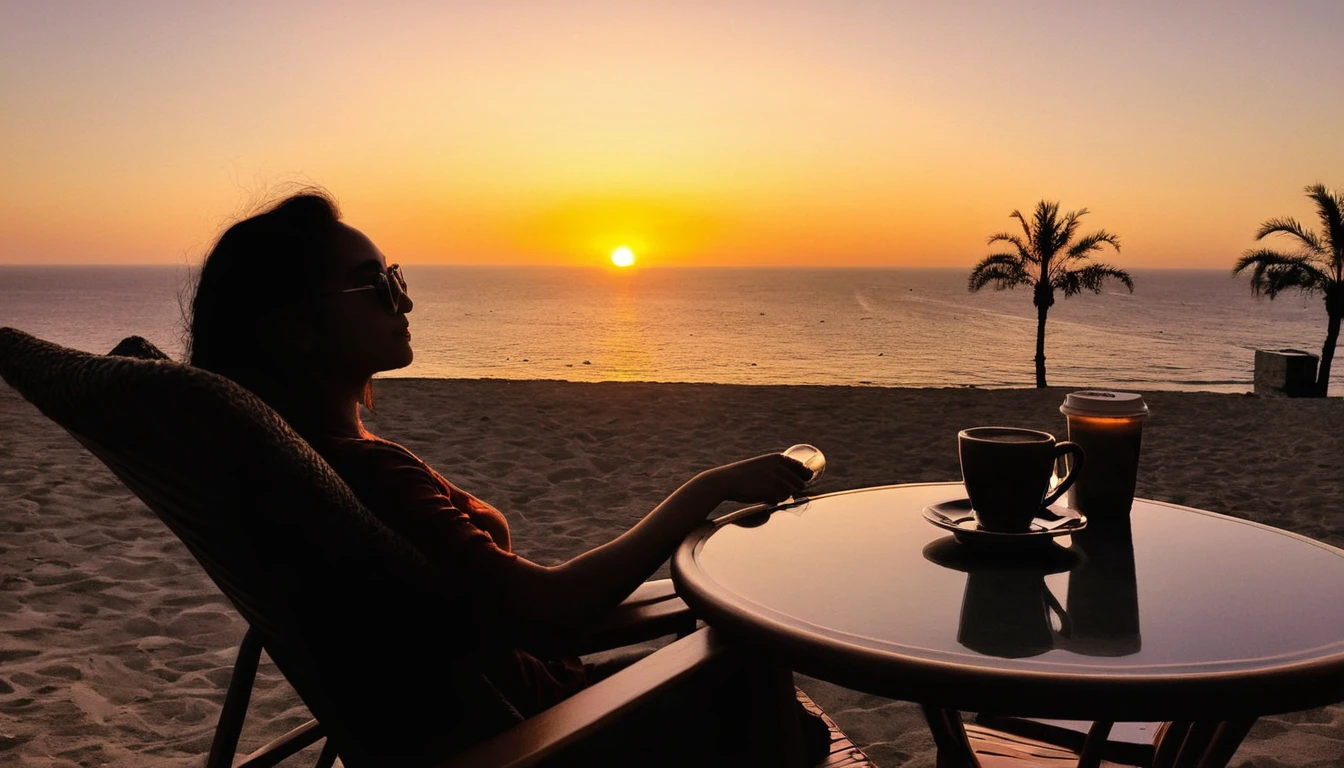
597, 276, 653, 382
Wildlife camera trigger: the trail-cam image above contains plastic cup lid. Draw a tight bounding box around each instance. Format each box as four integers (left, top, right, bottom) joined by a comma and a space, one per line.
1060, 390, 1149, 418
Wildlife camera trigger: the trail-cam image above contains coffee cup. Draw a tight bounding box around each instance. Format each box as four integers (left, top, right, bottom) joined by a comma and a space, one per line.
958, 427, 1085, 533
1059, 391, 1149, 519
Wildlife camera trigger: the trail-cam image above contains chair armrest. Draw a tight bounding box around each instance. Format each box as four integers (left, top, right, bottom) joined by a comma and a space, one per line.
436, 626, 731, 768
235, 719, 325, 768
544, 578, 697, 657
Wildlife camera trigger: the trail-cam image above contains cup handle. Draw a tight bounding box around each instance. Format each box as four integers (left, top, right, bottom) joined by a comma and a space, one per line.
1044, 587, 1073, 640
1042, 441, 1084, 508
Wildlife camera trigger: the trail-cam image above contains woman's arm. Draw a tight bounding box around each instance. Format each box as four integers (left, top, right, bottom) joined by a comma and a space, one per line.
476, 452, 812, 641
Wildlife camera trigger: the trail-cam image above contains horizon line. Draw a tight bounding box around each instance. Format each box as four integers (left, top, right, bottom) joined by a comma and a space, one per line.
0, 262, 1241, 272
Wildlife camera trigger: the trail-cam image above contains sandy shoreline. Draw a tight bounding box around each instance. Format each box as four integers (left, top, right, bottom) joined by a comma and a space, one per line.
2, 378, 1342, 766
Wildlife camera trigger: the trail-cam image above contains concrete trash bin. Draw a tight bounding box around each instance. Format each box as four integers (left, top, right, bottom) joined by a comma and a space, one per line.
1254, 348, 1319, 397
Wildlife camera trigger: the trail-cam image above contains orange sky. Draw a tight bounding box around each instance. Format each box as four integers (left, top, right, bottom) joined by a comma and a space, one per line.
2, 2, 1342, 268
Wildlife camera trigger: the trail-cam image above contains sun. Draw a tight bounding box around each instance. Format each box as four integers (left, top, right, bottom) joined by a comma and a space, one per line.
610, 246, 636, 268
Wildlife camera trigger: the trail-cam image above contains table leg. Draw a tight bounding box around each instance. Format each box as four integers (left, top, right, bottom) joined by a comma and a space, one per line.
1153, 721, 1192, 768
920, 705, 978, 768
1074, 720, 1114, 768
1172, 722, 1220, 768
743, 661, 808, 768
1194, 719, 1255, 768
1153, 718, 1257, 768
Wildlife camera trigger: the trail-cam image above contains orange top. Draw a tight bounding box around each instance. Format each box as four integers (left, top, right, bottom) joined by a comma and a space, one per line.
314, 435, 587, 715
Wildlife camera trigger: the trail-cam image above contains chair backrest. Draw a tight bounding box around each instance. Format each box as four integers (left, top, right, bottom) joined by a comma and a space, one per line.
0, 328, 520, 766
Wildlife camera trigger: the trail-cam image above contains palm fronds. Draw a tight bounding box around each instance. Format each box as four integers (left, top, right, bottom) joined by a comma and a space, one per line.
1065, 230, 1122, 260
1304, 183, 1344, 267
986, 232, 1034, 265
968, 254, 1032, 291
1049, 208, 1086, 259
1056, 264, 1135, 298
1255, 217, 1325, 253
1051, 230, 1121, 284
1234, 249, 1328, 299
969, 201, 1131, 296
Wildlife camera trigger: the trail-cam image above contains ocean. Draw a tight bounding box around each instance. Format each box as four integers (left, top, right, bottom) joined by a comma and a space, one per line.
0, 265, 1336, 396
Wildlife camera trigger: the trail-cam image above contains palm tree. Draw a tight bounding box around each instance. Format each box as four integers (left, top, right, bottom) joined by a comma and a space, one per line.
1234, 183, 1344, 397
968, 201, 1133, 388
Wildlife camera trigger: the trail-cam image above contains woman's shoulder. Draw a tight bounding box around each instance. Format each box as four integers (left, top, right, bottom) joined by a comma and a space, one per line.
312, 433, 463, 507
317, 432, 412, 457
315, 434, 434, 477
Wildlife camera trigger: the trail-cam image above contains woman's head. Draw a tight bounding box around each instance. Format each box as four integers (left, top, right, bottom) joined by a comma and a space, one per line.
188, 190, 413, 431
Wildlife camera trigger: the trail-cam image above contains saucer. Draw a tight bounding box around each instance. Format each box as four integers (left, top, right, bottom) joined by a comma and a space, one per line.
921, 498, 1086, 551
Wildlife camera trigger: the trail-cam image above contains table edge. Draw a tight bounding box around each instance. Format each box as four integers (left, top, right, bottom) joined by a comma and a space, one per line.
673, 481, 1344, 719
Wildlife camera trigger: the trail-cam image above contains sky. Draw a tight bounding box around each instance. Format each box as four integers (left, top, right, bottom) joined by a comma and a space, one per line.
2, 1, 1342, 268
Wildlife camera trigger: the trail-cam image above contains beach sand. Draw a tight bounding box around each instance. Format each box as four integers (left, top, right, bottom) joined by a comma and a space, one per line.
2, 378, 1342, 766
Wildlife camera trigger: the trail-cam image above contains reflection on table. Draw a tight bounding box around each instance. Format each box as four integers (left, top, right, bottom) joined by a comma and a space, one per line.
925, 519, 1143, 660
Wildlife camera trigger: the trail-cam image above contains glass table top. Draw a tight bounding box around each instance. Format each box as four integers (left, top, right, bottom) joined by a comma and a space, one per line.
682, 483, 1344, 677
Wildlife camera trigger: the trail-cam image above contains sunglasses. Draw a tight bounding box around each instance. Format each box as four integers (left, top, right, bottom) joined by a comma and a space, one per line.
325, 264, 408, 314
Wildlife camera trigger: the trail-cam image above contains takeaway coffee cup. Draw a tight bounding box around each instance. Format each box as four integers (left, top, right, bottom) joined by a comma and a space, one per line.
1059, 391, 1150, 519
958, 427, 1085, 533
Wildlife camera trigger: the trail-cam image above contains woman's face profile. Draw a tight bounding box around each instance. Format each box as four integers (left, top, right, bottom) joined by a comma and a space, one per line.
310, 223, 415, 381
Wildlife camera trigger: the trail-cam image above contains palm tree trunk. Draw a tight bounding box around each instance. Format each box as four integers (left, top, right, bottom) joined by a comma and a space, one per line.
1318, 311, 1340, 397
1035, 304, 1049, 388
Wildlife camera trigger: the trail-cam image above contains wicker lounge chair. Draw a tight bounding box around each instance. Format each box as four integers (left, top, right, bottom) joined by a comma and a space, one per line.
0, 327, 875, 767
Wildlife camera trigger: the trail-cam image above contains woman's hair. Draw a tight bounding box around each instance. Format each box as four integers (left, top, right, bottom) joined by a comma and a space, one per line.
188, 189, 373, 432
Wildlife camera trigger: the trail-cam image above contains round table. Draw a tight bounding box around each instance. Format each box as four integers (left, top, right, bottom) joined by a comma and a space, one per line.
671, 482, 1344, 724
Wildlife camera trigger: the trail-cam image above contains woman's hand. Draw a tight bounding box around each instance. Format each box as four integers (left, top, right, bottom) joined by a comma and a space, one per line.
702, 452, 814, 506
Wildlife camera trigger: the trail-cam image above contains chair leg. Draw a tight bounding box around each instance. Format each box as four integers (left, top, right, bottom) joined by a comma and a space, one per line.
208, 627, 265, 768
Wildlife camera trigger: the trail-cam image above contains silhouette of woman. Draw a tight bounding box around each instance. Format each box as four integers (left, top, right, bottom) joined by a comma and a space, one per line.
187, 190, 824, 759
